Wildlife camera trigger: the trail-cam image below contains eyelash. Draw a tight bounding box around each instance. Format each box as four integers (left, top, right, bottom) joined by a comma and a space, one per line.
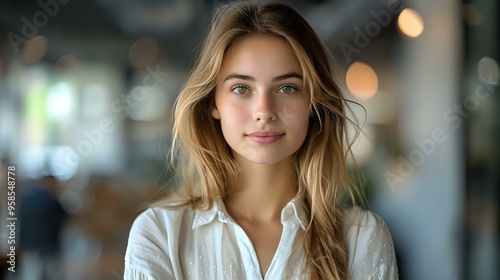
278, 84, 299, 94
230, 84, 249, 94
229, 84, 299, 94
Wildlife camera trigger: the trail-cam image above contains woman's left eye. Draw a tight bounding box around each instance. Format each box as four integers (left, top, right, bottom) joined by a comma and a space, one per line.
278, 85, 298, 94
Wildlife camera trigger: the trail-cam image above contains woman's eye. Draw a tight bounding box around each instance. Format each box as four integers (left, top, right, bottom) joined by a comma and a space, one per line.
278, 85, 298, 94
231, 85, 250, 95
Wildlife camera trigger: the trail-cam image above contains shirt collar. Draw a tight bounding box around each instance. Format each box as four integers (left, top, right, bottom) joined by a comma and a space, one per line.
282, 196, 307, 230
192, 200, 223, 229
192, 196, 307, 230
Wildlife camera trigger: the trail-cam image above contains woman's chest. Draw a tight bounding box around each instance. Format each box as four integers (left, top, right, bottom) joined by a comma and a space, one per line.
175, 222, 305, 280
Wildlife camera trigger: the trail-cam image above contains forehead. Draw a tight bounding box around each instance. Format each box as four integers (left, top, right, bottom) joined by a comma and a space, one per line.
219, 35, 302, 77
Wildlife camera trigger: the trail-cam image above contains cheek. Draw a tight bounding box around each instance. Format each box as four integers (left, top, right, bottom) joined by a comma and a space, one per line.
219, 103, 248, 127
281, 103, 310, 126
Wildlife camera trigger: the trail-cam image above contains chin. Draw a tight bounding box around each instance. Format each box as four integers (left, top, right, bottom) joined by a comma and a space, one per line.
244, 154, 293, 165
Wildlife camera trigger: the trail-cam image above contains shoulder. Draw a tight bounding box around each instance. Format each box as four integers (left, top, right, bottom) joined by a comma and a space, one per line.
343, 207, 393, 257
344, 207, 388, 229
343, 207, 399, 280
128, 202, 195, 243
124, 203, 195, 278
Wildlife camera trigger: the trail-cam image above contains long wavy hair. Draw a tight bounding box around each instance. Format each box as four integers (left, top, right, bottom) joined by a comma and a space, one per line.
160, 2, 364, 279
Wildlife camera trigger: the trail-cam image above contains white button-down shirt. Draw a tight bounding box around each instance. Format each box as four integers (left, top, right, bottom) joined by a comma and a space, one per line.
124, 197, 398, 279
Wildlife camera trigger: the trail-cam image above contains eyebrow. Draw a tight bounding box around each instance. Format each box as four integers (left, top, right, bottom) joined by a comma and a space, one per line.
223, 72, 302, 82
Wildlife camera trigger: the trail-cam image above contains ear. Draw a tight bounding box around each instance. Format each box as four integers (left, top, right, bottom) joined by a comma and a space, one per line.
211, 104, 221, 120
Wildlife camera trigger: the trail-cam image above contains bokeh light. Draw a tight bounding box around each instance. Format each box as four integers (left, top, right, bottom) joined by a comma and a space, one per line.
23, 35, 48, 63
477, 56, 499, 85
463, 3, 482, 26
82, 84, 110, 119
55, 54, 78, 70
21, 147, 46, 178
397, 8, 424, 38
49, 146, 79, 181
128, 38, 160, 68
346, 61, 378, 100
46, 82, 74, 121
59, 189, 84, 214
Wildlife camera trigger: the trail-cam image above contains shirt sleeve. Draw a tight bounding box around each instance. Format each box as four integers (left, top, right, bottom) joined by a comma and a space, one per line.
124, 208, 176, 280
345, 208, 399, 280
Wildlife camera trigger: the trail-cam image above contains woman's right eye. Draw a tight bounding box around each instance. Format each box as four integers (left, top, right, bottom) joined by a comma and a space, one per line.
231, 85, 250, 95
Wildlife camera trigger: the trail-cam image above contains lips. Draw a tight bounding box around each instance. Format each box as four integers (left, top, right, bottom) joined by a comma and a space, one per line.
246, 131, 284, 144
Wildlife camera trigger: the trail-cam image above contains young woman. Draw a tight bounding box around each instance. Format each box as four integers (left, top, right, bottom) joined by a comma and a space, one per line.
124, 2, 398, 279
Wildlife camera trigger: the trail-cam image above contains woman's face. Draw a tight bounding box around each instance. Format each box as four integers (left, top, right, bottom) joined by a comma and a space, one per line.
212, 35, 310, 165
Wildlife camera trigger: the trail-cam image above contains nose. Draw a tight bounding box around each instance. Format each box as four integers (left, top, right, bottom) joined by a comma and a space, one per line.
253, 92, 276, 122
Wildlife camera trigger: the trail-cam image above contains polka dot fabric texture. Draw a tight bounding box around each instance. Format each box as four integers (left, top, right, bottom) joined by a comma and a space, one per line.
124, 199, 398, 279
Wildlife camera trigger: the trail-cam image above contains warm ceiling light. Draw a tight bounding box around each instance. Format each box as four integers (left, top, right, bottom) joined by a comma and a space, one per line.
397, 8, 424, 38
129, 38, 160, 68
463, 3, 482, 26
55, 54, 77, 70
23, 35, 48, 63
346, 61, 378, 101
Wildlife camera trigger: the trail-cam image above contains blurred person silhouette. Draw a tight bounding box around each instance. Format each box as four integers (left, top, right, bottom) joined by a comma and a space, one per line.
125, 2, 398, 279
19, 175, 67, 280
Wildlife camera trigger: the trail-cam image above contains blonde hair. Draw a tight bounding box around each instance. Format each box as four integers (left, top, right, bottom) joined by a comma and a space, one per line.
160, 2, 364, 279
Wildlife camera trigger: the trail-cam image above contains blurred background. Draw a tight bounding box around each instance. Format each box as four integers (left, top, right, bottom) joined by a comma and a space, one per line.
0, 0, 497, 279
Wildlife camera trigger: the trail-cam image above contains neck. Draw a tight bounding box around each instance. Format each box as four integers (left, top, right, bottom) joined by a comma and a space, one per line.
224, 155, 297, 223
